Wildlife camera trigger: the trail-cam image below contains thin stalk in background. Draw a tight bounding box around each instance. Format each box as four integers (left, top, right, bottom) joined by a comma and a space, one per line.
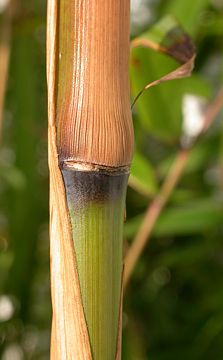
0, 2, 12, 137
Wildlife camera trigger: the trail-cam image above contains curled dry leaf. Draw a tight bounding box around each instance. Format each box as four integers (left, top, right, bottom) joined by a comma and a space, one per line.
131, 15, 196, 108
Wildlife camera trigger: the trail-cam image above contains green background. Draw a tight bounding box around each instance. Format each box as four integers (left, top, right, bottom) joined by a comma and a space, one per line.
0, 0, 223, 358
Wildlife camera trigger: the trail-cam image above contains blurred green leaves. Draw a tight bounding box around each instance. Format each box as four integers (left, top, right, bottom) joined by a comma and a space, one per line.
155, 198, 223, 237
124, 198, 223, 239
0, 157, 26, 190
129, 151, 158, 197
162, 0, 210, 35
0, 3, 49, 358
0, 0, 223, 359
125, 2, 223, 358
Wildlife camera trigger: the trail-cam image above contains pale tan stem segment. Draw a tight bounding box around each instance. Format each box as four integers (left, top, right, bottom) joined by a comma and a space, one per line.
56, 0, 134, 167
47, 1, 92, 358
0, 4, 12, 139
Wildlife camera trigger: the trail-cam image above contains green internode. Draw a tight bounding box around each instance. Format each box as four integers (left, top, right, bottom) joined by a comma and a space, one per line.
62, 169, 128, 360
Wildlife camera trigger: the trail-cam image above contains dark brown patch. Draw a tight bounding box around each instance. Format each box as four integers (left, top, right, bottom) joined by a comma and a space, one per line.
131, 56, 141, 69
161, 28, 195, 64
61, 169, 129, 206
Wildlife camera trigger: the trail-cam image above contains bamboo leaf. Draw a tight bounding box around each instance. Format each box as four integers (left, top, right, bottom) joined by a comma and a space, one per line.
129, 151, 158, 197
124, 199, 223, 238
155, 199, 223, 236
162, 0, 210, 35
158, 241, 213, 268
131, 50, 181, 140
131, 15, 196, 108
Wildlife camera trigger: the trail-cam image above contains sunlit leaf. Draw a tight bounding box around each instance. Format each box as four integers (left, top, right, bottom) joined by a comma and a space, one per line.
129, 151, 158, 197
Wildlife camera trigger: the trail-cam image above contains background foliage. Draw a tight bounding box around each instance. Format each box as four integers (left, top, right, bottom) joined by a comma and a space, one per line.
0, 0, 223, 359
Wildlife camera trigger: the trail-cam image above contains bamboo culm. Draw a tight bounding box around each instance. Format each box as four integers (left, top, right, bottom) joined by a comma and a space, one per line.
47, 0, 134, 359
